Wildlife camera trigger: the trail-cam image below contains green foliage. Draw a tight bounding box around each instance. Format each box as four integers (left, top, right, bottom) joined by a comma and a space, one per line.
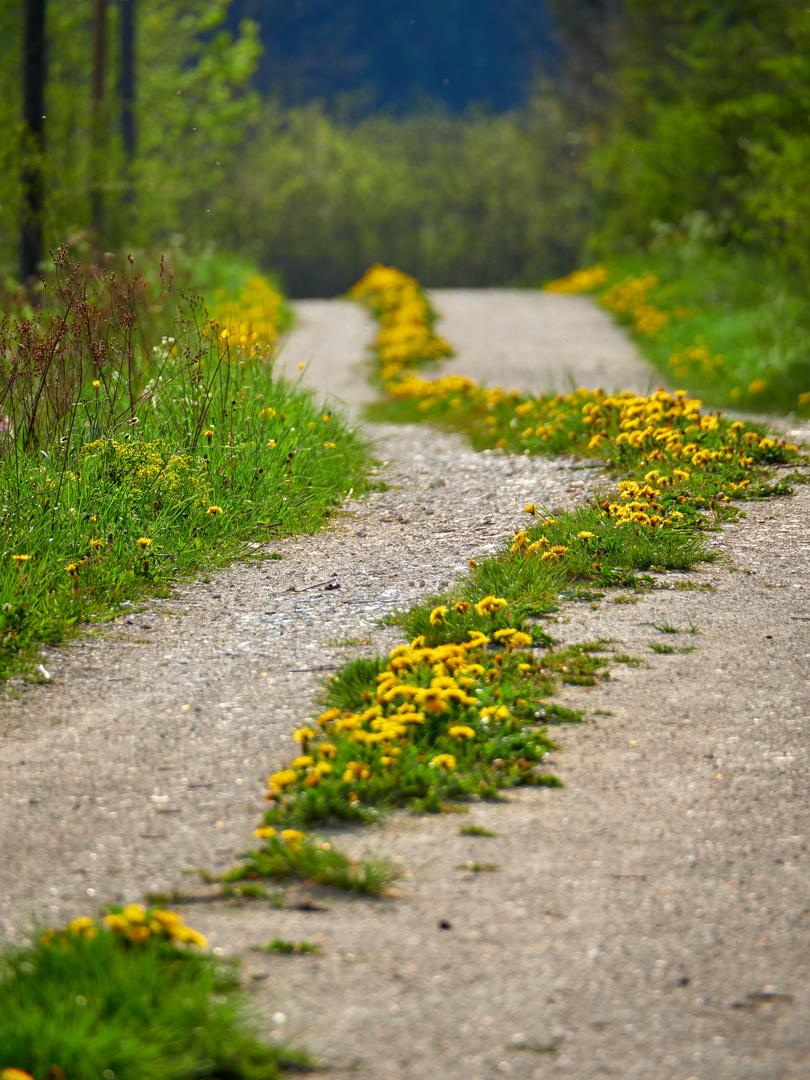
589, 247, 810, 415
586, 0, 810, 272
0, 252, 372, 679
209, 97, 590, 296
226, 832, 397, 896
0, 927, 311, 1079
0, 0, 261, 267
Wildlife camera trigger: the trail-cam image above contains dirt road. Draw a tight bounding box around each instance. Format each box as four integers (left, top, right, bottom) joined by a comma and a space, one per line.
2, 292, 809, 1080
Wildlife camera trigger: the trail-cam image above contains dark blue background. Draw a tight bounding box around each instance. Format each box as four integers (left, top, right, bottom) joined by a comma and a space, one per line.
227, 0, 557, 113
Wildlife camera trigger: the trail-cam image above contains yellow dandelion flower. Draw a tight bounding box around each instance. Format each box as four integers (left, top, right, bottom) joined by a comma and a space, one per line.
281, 829, 306, 843
448, 725, 476, 740
92, 380, 101, 388
267, 768, 297, 791
11, 553, 31, 563
205, 505, 224, 516
429, 605, 449, 626
524, 503, 537, 515
293, 727, 314, 744
136, 537, 152, 548
123, 902, 147, 923
253, 826, 277, 839
324, 442, 337, 448
430, 753, 457, 770
474, 595, 508, 617
748, 378, 767, 395
68, 915, 95, 935
577, 531, 595, 540
453, 600, 470, 614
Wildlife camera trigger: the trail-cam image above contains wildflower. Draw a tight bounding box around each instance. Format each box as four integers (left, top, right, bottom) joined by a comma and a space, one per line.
253, 826, 277, 839
267, 440, 277, 449
1, 1070, 36, 1080
430, 753, 457, 770
68, 916, 97, 939
748, 378, 767, 395
206, 505, 224, 516
524, 503, 537, 515
292, 755, 314, 769
65, 563, 79, 578
324, 442, 337, 448
429, 605, 449, 626
136, 537, 152, 548
123, 903, 147, 923
11, 553, 31, 563
204, 429, 214, 441
293, 727, 314, 744
448, 725, 476, 740
297, 363, 304, 370
91, 538, 103, 550
453, 600, 470, 614
576, 531, 595, 540
267, 768, 297, 793
92, 380, 100, 388
474, 595, 508, 617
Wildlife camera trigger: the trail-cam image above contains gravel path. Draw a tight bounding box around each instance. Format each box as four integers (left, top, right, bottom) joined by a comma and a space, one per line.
2, 292, 810, 1079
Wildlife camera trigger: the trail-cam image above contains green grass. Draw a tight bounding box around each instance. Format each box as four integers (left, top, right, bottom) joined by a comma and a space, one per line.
458, 825, 498, 837
254, 939, 323, 955
0, 255, 373, 680
224, 831, 398, 896
592, 246, 810, 418
0, 925, 311, 1079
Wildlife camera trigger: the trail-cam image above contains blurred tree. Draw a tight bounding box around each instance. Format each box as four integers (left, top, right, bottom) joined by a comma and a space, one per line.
89, 0, 108, 245
585, 0, 810, 257
0, 0, 261, 271
119, 0, 136, 180
20, 0, 46, 283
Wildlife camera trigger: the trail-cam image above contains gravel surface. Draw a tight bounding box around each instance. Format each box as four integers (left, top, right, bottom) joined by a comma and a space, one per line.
2, 292, 809, 1080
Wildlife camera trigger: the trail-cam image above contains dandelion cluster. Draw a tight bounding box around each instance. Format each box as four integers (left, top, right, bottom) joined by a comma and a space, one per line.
544, 264, 609, 293
210, 276, 286, 355
349, 264, 453, 386
599, 274, 669, 337
40, 904, 207, 950
255, 601, 558, 835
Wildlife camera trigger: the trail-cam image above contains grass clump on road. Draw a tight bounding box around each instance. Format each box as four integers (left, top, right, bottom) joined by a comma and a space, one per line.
0, 251, 372, 680
0, 905, 309, 1080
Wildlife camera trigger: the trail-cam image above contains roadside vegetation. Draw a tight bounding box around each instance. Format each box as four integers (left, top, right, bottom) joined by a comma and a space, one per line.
0, 905, 310, 1080
546, 248, 810, 419
0, 250, 373, 681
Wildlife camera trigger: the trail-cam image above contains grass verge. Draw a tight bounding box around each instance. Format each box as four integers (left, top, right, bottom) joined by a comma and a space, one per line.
546, 248, 810, 418
1, 251, 373, 681
0, 905, 310, 1079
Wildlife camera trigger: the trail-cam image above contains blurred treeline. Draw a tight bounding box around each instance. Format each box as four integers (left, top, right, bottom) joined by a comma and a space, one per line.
1, 0, 809, 295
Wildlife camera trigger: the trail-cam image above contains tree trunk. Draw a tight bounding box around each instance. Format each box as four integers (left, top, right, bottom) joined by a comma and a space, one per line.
90, 0, 108, 252
20, 0, 46, 286
119, 0, 136, 167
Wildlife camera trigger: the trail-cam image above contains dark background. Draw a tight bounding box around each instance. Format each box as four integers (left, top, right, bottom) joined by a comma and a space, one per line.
226, 0, 558, 112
